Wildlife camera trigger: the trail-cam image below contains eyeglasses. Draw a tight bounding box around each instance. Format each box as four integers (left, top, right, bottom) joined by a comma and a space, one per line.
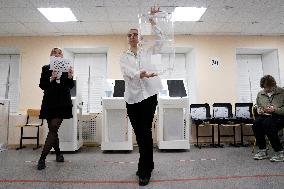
127, 33, 138, 38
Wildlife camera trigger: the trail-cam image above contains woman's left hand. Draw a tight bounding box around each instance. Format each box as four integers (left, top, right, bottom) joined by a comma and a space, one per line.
68, 67, 73, 79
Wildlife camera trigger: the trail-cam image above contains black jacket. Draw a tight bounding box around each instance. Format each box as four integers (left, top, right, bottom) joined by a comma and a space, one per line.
39, 65, 74, 111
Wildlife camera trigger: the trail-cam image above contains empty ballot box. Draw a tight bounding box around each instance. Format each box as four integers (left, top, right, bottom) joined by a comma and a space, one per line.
138, 10, 175, 75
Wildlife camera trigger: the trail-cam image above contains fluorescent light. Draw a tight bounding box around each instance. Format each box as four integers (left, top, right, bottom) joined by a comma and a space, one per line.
172, 7, 207, 21
37, 8, 77, 22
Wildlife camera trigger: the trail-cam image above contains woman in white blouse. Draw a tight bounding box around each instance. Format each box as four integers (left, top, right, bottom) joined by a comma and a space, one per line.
119, 7, 163, 186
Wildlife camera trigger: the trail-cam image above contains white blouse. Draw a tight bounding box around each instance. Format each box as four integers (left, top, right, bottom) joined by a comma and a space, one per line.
120, 50, 162, 104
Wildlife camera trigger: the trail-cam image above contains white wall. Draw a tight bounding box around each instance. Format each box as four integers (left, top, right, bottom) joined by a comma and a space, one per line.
186, 49, 197, 104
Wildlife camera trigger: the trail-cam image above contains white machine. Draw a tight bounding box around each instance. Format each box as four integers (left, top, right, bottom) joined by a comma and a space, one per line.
47, 79, 83, 152
157, 80, 190, 150
101, 79, 133, 151
56, 97, 83, 151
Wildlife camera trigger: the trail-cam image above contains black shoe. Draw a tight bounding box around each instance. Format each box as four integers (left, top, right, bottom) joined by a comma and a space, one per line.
139, 177, 150, 186
56, 154, 64, 162
136, 168, 153, 177
37, 158, 46, 170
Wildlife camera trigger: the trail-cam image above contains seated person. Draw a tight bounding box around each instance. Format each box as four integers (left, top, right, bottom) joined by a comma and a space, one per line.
252, 75, 284, 162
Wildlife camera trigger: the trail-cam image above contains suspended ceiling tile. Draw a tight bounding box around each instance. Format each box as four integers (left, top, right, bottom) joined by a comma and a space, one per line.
5, 8, 47, 23
270, 23, 284, 34
0, 8, 18, 23
242, 23, 270, 34
0, 0, 33, 8
217, 22, 244, 33
72, 7, 108, 22
200, 6, 238, 23
230, 7, 269, 23
141, 0, 207, 7
52, 22, 86, 33
192, 21, 223, 33
240, 0, 281, 10
23, 22, 60, 33
31, 0, 103, 8
206, 0, 248, 8
106, 7, 139, 22
0, 23, 31, 34
82, 22, 113, 35
174, 22, 196, 34
104, 0, 139, 7
111, 21, 138, 34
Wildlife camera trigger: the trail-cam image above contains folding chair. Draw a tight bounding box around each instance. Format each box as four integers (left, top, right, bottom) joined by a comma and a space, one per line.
16, 109, 43, 150
212, 103, 239, 147
235, 103, 254, 146
190, 103, 215, 148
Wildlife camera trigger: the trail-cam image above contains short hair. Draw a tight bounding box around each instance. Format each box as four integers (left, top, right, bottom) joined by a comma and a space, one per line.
260, 75, 276, 88
127, 28, 138, 33
50, 47, 62, 56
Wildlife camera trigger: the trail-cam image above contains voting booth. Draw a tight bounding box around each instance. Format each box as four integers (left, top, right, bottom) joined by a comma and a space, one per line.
157, 80, 190, 149
101, 79, 133, 151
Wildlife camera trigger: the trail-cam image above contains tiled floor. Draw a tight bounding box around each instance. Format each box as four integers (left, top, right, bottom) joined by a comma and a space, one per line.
0, 146, 283, 189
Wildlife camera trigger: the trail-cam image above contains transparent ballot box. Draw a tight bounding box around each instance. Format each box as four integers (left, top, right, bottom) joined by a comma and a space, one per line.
138, 11, 175, 75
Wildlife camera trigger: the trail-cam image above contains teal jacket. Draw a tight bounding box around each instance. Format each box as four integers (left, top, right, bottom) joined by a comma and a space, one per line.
256, 87, 284, 116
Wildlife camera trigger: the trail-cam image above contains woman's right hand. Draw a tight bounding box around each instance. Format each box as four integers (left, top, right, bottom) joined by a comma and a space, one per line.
150, 6, 160, 15
149, 6, 160, 25
50, 70, 57, 81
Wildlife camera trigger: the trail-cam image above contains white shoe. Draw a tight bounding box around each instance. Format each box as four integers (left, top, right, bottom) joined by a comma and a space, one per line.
270, 151, 284, 162
253, 149, 269, 160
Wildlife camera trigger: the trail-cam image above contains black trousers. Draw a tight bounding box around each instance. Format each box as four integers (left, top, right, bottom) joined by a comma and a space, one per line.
252, 114, 284, 152
126, 95, 157, 178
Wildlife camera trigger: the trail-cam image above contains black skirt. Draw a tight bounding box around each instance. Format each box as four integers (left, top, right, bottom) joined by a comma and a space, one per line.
39, 106, 73, 119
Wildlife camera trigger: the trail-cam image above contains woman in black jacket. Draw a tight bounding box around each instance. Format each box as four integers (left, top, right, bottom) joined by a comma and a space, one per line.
37, 48, 74, 170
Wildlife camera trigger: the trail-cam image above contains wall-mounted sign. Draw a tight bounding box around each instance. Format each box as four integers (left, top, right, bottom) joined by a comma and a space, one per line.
210, 57, 219, 69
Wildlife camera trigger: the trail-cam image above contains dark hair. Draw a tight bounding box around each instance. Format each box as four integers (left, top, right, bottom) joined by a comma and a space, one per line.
50, 47, 61, 56
260, 75, 276, 88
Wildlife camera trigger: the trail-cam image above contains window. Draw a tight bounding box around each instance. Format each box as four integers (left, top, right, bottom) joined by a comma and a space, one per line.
160, 53, 186, 79
236, 55, 263, 103
237, 49, 280, 103
160, 53, 189, 96
0, 55, 20, 113
74, 54, 107, 114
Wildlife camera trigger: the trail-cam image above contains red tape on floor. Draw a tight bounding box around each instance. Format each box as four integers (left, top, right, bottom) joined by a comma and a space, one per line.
0, 173, 284, 185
